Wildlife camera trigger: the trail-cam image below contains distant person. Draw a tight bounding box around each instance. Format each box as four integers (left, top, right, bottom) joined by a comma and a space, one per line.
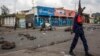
45, 21, 50, 27
45, 21, 52, 31
40, 21, 46, 31
14, 22, 17, 30
68, 0, 93, 56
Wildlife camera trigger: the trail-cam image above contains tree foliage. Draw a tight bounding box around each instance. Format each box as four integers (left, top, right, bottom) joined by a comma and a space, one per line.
1, 5, 10, 15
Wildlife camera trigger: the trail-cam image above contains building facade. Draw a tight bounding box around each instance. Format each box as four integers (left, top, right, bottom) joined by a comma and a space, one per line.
0, 6, 76, 28
33, 6, 75, 27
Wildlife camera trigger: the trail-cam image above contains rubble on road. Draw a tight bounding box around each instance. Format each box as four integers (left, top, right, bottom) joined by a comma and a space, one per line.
40, 26, 56, 31
1, 41, 16, 50
20, 38, 24, 40
86, 25, 100, 31
18, 33, 36, 40
50, 42, 55, 45
87, 26, 96, 31
32, 39, 72, 50
0, 37, 5, 44
64, 27, 72, 32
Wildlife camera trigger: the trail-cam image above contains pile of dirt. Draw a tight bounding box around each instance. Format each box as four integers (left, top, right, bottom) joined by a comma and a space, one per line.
1, 41, 16, 50
64, 27, 72, 32
0, 37, 5, 44
18, 33, 36, 40
0, 37, 16, 50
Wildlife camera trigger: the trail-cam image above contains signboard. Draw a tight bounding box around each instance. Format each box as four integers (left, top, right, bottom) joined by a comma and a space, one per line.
37, 6, 54, 16
55, 8, 66, 17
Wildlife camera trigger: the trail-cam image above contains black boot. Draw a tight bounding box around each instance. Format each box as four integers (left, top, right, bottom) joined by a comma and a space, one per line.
69, 51, 76, 56
85, 53, 93, 56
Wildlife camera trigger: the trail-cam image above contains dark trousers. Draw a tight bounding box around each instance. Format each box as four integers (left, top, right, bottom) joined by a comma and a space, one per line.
70, 28, 88, 53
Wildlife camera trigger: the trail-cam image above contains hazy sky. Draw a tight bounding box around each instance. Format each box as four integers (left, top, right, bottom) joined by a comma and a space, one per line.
0, 0, 100, 14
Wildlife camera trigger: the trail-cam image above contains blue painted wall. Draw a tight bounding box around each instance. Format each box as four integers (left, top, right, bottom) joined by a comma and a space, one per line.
34, 17, 45, 26
34, 18, 73, 27
66, 19, 73, 26
51, 18, 59, 26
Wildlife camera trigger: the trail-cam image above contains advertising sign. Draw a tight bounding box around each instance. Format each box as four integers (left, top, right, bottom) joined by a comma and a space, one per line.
55, 8, 66, 17
37, 6, 54, 16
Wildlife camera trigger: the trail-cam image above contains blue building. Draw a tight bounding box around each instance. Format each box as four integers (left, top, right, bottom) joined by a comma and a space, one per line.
33, 6, 55, 27
32, 6, 75, 27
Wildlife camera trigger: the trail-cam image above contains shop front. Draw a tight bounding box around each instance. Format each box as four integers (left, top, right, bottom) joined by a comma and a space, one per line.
34, 6, 55, 27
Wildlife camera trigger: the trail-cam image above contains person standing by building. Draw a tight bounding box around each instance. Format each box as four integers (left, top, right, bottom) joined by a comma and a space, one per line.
68, 0, 93, 56
14, 17, 17, 30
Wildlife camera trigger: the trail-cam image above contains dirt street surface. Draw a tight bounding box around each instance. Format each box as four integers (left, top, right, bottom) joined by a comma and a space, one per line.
0, 24, 100, 56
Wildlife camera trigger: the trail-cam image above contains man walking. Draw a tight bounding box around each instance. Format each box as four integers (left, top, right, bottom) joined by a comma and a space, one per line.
69, 0, 93, 56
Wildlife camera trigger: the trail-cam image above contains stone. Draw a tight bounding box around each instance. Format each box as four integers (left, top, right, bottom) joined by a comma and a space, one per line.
1, 41, 16, 50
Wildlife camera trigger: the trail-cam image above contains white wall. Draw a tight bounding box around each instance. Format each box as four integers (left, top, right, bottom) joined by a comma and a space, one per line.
3, 17, 16, 27
89, 19, 94, 24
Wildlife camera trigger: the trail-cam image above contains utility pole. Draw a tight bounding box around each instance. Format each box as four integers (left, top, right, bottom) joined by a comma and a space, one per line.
14, 0, 17, 13
32, 0, 36, 28
89, 9, 92, 18
14, 0, 17, 30
74, 0, 77, 12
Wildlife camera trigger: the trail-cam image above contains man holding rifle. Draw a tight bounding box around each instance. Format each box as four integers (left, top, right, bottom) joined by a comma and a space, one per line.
68, 0, 93, 56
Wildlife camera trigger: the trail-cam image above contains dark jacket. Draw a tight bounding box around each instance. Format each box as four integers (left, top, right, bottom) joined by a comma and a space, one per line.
73, 14, 83, 32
